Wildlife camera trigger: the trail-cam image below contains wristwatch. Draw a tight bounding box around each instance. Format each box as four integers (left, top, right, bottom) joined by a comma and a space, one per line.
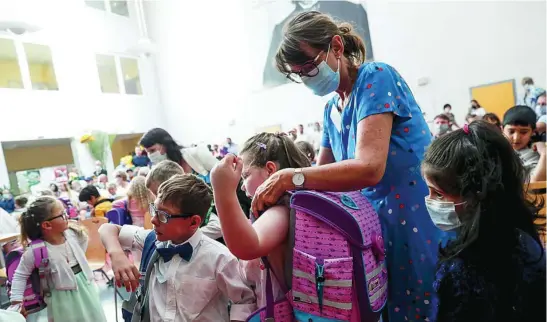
292, 168, 305, 189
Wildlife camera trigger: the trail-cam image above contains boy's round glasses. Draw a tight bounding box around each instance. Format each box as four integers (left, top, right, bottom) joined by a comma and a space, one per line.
149, 203, 195, 224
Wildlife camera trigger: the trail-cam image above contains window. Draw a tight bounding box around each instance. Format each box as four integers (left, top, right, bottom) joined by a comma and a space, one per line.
85, 0, 105, 10
86, 0, 129, 17
23, 43, 58, 90
120, 57, 142, 95
109, 0, 129, 16
96, 54, 120, 93
0, 38, 23, 89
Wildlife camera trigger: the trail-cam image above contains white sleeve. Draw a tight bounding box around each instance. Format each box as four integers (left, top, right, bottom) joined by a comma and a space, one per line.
118, 225, 151, 252
216, 257, 257, 321
200, 213, 223, 240
9, 249, 36, 302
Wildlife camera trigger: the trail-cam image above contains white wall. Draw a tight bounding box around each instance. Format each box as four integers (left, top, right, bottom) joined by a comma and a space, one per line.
0, 0, 165, 141
365, 1, 546, 123
145, 0, 251, 145
147, 0, 545, 144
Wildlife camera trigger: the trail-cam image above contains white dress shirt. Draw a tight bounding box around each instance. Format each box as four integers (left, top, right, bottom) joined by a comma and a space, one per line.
119, 226, 256, 322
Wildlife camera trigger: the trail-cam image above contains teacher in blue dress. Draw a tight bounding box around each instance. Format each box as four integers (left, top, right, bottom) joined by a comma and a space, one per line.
251, 11, 452, 322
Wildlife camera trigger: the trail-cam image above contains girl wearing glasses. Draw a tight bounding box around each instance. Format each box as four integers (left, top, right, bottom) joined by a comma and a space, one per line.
251, 11, 453, 322
9, 196, 107, 321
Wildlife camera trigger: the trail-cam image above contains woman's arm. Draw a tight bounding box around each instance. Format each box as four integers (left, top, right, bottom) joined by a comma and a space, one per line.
214, 188, 289, 260
316, 147, 336, 166
272, 113, 393, 190
251, 113, 392, 214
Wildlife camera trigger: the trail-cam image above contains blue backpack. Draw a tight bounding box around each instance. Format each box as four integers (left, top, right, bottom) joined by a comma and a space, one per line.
122, 231, 157, 322
106, 200, 133, 226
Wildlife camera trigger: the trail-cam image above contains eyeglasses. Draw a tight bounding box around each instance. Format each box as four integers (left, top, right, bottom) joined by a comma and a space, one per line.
286, 49, 325, 83
47, 210, 68, 222
149, 203, 194, 224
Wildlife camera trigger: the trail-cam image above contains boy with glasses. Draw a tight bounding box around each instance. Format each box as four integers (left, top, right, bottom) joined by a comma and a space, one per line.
99, 174, 256, 322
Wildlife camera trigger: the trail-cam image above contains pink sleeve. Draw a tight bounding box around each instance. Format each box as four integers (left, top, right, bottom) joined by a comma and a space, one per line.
112, 198, 127, 209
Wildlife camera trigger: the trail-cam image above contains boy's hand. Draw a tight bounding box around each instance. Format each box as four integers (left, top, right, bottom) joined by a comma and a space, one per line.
211, 154, 243, 192
110, 250, 140, 292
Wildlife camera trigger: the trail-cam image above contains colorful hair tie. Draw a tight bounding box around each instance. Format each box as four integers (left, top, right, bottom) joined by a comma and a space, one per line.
256, 143, 267, 150
463, 123, 470, 134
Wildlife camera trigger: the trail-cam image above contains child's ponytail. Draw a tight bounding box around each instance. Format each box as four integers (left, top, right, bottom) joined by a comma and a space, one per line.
18, 196, 58, 247
241, 132, 311, 170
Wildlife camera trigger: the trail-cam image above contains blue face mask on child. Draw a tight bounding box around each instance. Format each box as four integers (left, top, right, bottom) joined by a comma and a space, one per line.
302, 45, 340, 97
424, 197, 464, 231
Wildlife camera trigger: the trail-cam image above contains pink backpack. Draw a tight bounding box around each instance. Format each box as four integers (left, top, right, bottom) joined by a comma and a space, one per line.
5, 240, 51, 313
247, 191, 388, 322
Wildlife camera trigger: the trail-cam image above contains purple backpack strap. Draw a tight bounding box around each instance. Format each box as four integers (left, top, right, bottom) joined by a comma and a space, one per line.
30, 240, 48, 268
261, 256, 290, 320
30, 240, 51, 297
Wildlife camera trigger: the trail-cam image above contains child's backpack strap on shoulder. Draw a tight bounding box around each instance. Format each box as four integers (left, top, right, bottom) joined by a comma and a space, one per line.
29, 240, 51, 297
122, 231, 159, 322
132, 232, 161, 322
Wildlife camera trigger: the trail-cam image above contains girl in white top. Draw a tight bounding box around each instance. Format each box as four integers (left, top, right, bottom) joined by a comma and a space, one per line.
9, 196, 107, 322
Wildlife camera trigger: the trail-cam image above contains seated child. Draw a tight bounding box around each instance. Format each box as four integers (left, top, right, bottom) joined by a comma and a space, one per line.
78, 185, 113, 218
146, 160, 222, 240
99, 174, 256, 321
210, 132, 311, 308
12, 196, 28, 221
483, 112, 502, 130
422, 121, 545, 322
295, 141, 316, 165
503, 105, 546, 182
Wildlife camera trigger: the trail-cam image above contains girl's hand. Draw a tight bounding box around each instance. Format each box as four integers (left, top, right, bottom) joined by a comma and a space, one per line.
211, 154, 243, 193
534, 142, 546, 155
251, 168, 291, 217
110, 250, 140, 292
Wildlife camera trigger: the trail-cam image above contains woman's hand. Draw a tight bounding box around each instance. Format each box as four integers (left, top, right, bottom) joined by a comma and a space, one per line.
211, 154, 243, 193
251, 168, 292, 217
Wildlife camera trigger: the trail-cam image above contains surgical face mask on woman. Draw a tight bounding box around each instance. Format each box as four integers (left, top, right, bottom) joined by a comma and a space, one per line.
424, 197, 465, 231
149, 151, 168, 165
302, 45, 340, 97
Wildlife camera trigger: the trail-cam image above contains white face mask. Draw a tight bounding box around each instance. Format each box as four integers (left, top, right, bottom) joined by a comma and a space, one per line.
149, 151, 168, 165
424, 197, 464, 231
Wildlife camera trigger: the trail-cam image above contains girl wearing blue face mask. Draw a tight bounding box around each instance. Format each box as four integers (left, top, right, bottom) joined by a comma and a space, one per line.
422, 121, 546, 322
252, 11, 453, 322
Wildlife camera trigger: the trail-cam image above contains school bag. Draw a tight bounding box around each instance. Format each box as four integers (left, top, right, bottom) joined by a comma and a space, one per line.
121, 231, 158, 322
106, 200, 133, 226
246, 190, 388, 322
5, 240, 52, 314
58, 197, 78, 219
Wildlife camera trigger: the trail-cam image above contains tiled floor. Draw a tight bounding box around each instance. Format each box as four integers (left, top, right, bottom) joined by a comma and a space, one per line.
1, 273, 130, 322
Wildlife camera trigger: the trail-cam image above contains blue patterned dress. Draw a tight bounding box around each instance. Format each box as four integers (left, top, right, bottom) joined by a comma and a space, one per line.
321, 62, 453, 322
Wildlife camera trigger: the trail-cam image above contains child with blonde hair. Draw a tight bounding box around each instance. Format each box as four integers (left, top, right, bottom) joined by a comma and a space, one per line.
113, 176, 152, 228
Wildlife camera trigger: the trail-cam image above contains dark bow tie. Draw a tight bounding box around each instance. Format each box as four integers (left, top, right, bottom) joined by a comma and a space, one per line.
156, 243, 193, 262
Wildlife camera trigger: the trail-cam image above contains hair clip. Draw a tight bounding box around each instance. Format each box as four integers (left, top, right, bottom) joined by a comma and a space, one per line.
463, 123, 470, 134
256, 143, 267, 150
